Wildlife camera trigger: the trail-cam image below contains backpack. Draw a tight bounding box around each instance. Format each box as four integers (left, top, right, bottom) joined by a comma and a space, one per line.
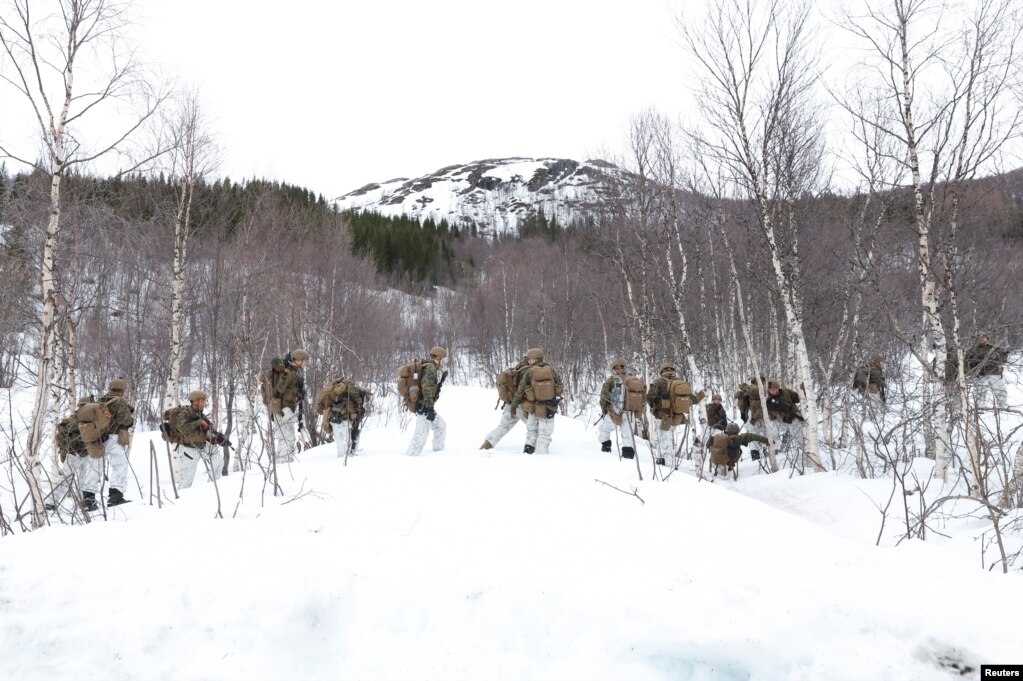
258, 357, 284, 405
76, 398, 116, 444
530, 365, 557, 402
667, 379, 692, 415
496, 367, 520, 404
624, 376, 646, 414
315, 380, 349, 414
709, 433, 731, 465
160, 406, 190, 445
397, 359, 424, 413
55, 414, 80, 462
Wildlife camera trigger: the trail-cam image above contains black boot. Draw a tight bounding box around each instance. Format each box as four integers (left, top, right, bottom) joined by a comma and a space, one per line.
655, 457, 666, 466
524, 444, 535, 455
621, 447, 635, 459
107, 488, 129, 506
600, 440, 612, 453
81, 491, 98, 512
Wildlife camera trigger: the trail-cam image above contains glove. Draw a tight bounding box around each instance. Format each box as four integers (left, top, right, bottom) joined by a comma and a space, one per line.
425, 407, 436, 421
416, 403, 426, 415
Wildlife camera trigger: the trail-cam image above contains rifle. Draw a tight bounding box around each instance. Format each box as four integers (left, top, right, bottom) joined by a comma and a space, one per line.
436, 369, 448, 399
191, 411, 233, 447
767, 397, 805, 423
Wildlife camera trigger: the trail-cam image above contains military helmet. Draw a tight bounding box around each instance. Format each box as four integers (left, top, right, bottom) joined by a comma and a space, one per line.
871, 355, 884, 366
187, 390, 208, 403
430, 346, 447, 359
712, 394, 722, 401
77, 396, 92, 407
726, 422, 740, 435
610, 357, 626, 371
526, 348, 545, 361
767, 381, 780, 390
108, 378, 127, 393
659, 362, 675, 375
290, 349, 310, 361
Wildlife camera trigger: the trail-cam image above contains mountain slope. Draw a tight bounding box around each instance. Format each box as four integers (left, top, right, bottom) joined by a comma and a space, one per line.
335, 157, 629, 235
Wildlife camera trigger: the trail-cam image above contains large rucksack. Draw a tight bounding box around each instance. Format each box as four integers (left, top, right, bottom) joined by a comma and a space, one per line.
659, 379, 692, 426
397, 359, 424, 413
315, 380, 349, 414
160, 405, 191, 445
709, 433, 732, 466
75, 397, 117, 458
530, 365, 557, 402
496, 367, 520, 404
55, 414, 83, 462
258, 357, 285, 406
624, 376, 646, 414
609, 376, 646, 425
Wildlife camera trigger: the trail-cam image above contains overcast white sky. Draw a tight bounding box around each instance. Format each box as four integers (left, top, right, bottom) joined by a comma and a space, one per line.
131, 0, 692, 199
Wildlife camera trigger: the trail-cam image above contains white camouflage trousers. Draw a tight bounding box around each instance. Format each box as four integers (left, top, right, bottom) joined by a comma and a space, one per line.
597, 413, 636, 450
486, 404, 526, 446
104, 436, 130, 495
273, 407, 299, 463
978, 374, 1009, 409
333, 421, 352, 458
405, 412, 446, 456
172, 444, 223, 490
525, 412, 556, 455
63, 453, 102, 496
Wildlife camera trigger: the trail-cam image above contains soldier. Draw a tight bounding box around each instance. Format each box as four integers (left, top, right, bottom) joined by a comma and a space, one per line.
319, 378, 371, 458
405, 346, 448, 456
765, 381, 804, 450
98, 378, 135, 506
511, 348, 564, 455
47, 396, 95, 511
266, 348, 310, 463
853, 355, 887, 404
707, 422, 769, 478
646, 362, 704, 467
596, 357, 636, 459
735, 376, 767, 459
481, 355, 529, 450
706, 394, 728, 435
966, 334, 1009, 409
171, 391, 228, 490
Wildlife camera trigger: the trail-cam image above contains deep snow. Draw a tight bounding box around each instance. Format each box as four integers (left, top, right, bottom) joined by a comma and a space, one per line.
1, 385, 1021, 681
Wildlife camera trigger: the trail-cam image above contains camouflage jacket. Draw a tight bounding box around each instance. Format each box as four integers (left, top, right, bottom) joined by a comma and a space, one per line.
334, 383, 368, 419
599, 375, 623, 414
511, 362, 563, 408
706, 402, 728, 431
854, 363, 885, 392
419, 360, 443, 408
98, 392, 135, 433
174, 407, 218, 447
646, 373, 704, 417
274, 363, 305, 409
56, 415, 88, 459
709, 432, 769, 460
765, 388, 801, 423
966, 343, 1007, 377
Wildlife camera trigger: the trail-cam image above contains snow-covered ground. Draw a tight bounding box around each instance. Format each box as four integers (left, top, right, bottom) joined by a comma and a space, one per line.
1, 385, 1021, 681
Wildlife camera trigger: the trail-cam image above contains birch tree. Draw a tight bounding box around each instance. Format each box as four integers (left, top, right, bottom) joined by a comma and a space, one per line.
162, 92, 217, 411
0, 0, 167, 526
841, 0, 1023, 482
681, 0, 826, 471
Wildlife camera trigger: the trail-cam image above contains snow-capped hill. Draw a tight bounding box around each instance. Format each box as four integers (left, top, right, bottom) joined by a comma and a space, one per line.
335, 157, 629, 235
